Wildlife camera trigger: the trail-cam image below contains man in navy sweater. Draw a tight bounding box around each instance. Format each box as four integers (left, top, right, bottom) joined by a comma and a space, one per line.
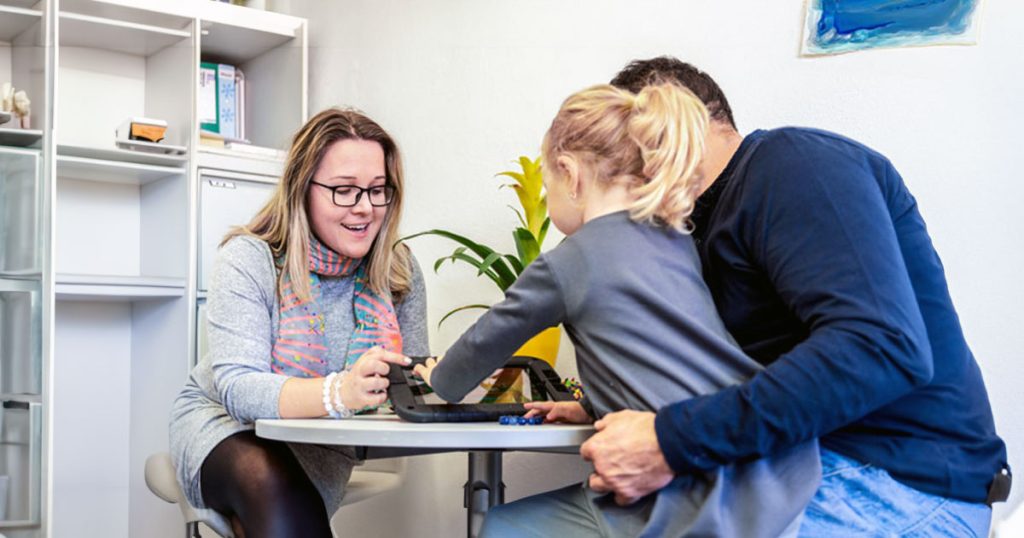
577, 57, 1010, 535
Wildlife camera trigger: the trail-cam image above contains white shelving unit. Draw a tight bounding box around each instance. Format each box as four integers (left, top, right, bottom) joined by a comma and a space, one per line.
4, 1, 308, 537
1, 0, 48, 535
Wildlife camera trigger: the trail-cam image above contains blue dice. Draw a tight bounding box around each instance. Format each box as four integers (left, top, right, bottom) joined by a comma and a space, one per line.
498, 415, 544, 425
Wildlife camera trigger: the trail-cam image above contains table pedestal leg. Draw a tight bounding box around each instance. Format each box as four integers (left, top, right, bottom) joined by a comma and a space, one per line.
465, 451, 504, 538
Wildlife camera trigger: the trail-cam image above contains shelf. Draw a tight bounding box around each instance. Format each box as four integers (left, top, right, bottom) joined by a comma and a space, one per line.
197, 147, 283, 179
0, 5, 41, 42
0, 128, 42, 148
0, 0, 40, 9
59, 11, 190, 57
57, 143, 187, 168
57, 155, 185, 185
200, 21, 294, 65
56, 273, 185, 301
198, 2, 304, 63
59, 0, 194, 31
0, 270, 42, 280
0, 277, 38, 292
0, 393, 42, 405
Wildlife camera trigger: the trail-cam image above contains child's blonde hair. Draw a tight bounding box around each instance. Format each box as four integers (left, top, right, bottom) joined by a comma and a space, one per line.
542, 81, 709, 232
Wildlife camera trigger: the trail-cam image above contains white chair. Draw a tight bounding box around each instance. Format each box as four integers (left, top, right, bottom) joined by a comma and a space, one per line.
144, 453, 212, 538
144, 452, 406, 537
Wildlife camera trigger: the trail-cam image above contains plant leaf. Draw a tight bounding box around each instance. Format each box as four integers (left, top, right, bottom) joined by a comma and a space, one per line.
432, 246, 471, 273
496, 171, 526, 188
513, 227, 540, 266
477, 251, 503, 276
504, 254, 524, 275
438, 304, 491, 328
537, 217, 550, 248
507, 205, 527, 228
402, 229, 517, 285
446, 251, 508, 289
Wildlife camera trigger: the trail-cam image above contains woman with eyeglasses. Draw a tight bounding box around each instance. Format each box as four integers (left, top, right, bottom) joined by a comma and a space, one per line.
169, 108, 428, 537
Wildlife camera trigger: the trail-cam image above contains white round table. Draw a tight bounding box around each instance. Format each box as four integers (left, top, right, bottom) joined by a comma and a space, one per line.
256, 414, 595, 537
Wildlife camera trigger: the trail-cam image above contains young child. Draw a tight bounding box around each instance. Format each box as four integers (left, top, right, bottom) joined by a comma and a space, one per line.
416, 83, 820, 537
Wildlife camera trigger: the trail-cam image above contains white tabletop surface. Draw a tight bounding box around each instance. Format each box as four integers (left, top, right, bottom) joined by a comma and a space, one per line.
256, 414, 595, 449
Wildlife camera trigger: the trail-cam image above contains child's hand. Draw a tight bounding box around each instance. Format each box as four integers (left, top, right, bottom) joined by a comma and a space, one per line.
412, 356, 442, 387
523, 401, 593, 424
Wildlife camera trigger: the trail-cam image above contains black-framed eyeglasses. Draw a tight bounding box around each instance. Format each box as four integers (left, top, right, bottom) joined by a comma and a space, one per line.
310, 181, 396, 207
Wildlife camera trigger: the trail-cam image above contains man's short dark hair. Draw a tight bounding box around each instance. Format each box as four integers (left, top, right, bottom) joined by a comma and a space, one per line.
611, 56, 736, 130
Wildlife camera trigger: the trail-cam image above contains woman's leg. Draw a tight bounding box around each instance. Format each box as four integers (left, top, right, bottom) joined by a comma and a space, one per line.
201, 430, 333, 538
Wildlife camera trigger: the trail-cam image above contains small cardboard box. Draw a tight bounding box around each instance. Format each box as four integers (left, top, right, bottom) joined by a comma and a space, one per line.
117, 117, 168, 143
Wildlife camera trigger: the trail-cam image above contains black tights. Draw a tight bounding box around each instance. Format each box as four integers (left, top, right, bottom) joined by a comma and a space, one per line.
201, 431, 333, 538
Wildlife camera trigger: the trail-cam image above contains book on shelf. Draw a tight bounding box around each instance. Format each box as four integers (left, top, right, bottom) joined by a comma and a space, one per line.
199, 62, 219, 134
199, 62, 246, 141
218, 64, 237, 139
199, 129, 286, 160
199, 129, 225, 148
224, 142, 286, 159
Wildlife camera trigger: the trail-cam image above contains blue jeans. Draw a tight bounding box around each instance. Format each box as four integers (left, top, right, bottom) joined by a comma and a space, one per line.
798, 449, 991, 537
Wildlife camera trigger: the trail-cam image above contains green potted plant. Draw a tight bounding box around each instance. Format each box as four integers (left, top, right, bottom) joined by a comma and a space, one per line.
403, 156, 561, 366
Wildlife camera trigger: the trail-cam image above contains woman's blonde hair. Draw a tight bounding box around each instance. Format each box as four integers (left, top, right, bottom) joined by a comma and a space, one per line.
223, 107, 413, 303
542, 81, 709, 232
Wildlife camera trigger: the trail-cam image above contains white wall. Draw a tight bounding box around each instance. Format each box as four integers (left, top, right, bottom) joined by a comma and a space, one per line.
281, 0, 1024, 533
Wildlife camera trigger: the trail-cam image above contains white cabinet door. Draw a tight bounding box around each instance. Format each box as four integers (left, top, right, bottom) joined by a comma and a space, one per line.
0, 148, 41, 277
0, 401, 42, 527
0, 281, 41, 396
198, 169, 277, 292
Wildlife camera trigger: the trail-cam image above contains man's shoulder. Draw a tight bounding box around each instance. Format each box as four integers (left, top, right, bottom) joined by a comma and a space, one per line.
745, 127, 888, 167
734, 127, 893, 196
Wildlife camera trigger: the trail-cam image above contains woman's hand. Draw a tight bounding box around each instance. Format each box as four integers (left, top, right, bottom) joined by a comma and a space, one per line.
523, 401, 593, 424
339, 347, 411, 410
412, 355, 443, 387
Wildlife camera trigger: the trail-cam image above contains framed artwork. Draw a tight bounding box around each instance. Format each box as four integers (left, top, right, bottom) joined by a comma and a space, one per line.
803, 0, 983, 56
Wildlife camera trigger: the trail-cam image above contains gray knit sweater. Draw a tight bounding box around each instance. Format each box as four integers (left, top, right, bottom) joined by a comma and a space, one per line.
169, 235, 429, 524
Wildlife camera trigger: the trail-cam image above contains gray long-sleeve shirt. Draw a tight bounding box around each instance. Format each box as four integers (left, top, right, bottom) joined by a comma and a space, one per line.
169, 235, 429, 520
432, 211, 820, 537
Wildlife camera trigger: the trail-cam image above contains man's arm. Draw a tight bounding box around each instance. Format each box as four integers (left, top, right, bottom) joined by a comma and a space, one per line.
656, 138, 932, 473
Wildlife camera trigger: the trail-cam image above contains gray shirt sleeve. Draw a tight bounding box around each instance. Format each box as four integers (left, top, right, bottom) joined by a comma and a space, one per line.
431, 254, 567, 402
206, 236, 289, 423
397, 253, 430, 357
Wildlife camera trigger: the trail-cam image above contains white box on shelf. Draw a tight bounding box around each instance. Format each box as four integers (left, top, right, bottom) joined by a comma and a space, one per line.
218, 63, 237, 139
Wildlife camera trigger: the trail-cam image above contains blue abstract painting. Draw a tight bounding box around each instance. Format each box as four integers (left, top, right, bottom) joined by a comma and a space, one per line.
803, 0, 982, 55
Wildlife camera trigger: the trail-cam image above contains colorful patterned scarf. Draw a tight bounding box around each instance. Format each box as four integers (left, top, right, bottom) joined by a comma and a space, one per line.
270, 236, 403, 378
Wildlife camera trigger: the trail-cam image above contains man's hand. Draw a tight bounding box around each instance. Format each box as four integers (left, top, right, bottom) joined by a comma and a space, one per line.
579, 410, 674, 506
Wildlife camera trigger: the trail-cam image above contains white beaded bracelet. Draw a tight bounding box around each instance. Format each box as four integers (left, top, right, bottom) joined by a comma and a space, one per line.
322, 372, 341, 419
331, 369, 354, 419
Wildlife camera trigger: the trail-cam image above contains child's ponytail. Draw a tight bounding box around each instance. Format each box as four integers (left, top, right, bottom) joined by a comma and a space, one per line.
626, 83, 709, 232
543, 82, 709, 232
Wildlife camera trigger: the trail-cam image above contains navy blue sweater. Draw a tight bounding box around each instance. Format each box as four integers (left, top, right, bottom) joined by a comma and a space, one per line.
653, 127, 1007, 503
